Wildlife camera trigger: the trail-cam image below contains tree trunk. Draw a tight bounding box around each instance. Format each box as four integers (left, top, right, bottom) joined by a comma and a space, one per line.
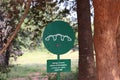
116, 17, 120, 71
0, 34, 7, 66
0, 0, 31, 66
116, 25, 120, 70
77, 0, 96, 80
93, 0, 120, 80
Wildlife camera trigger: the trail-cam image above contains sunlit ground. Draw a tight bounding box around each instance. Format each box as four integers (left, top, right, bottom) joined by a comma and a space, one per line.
12, 49, 78, 66
5, 49, 78, 80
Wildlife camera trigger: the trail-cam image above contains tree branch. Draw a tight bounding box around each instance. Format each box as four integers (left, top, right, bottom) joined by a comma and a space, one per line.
0, 0, 31, 54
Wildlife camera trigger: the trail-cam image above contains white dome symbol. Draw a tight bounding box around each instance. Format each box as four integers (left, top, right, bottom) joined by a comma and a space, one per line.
45, 34, 72, 41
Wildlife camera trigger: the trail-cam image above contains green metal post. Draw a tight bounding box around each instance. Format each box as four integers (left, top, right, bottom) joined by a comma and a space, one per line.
57, 54, 60, 80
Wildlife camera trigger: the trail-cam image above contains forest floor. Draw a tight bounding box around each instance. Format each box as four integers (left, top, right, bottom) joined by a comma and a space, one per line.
7, 49, 78, 80
12, 72, 49, 80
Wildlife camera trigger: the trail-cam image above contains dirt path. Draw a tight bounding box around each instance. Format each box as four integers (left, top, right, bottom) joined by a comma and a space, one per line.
12, 72, 56, 80
12, 72, 48, 80
28, 72, 48, 80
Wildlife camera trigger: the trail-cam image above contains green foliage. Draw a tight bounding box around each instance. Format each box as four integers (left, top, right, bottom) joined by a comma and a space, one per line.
15, 0, 77, 50
0, 65, 10, 73
0, 65, 13, 80
0, 0, 78, 76
0, 73, 7, 80
0, 0, 77, 52
0, 0, 77, 50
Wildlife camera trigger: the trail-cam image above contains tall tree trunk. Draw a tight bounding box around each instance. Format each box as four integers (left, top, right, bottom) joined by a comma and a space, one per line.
93, 0, 120, 80
77, 0, 96, 80
0, 34, 6, 66
116, 25, 120, 70
116, 16, 120, 71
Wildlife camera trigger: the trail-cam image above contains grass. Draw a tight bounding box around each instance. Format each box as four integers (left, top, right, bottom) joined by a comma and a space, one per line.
4, 49, 78, 80
7, 64, 45, 79
14, 49, 78, 65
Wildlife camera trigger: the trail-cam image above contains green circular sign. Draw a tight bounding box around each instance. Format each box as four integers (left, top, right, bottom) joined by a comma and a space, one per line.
43, 21, 75, 55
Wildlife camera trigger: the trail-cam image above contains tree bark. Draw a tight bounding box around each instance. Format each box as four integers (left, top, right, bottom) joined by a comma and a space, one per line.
0, 0, 31, 54
0, 0, 31, 69
116, 16, 120, 71
77, 0, 96, 80
93, 0, 120, 80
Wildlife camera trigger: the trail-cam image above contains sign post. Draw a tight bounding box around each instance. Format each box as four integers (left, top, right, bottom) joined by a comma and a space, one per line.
43, 21, 75, 80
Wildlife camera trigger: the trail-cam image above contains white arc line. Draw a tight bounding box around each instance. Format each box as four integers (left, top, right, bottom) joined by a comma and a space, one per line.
45, 34, 72, 41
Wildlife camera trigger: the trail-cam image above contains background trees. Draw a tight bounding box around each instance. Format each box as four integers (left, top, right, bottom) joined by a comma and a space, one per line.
0, 0, 78, 73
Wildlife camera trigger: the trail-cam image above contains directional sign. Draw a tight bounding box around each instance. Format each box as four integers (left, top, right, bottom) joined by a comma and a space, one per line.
43, 21, 75, 55
47, 59, 71, 72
